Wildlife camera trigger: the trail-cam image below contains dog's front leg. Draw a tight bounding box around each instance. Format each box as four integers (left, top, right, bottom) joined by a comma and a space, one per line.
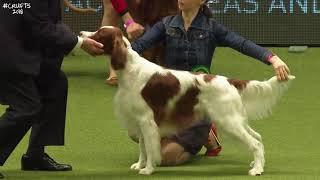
138, 118, 161, 175
130, 135, 147, 170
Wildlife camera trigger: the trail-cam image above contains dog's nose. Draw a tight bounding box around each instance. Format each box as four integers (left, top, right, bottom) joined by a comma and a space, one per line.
79, 31, 93, 38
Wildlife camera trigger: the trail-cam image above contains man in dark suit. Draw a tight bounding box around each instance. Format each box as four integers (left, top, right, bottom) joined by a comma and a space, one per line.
0, 0, 104, 178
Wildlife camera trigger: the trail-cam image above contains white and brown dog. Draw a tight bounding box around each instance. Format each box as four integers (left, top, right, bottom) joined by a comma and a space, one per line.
81, 26, 295, 176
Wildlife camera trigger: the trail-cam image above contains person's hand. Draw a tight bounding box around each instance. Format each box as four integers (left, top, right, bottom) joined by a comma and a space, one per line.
81, 37, 104, 56
269, 55, 290, 81
126, 22, 144, 40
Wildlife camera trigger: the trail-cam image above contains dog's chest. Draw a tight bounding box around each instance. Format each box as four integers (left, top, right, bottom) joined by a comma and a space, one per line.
114, 88, 148, 119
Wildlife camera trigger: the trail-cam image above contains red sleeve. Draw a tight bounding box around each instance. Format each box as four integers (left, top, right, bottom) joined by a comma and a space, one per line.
110, 0, 129, 16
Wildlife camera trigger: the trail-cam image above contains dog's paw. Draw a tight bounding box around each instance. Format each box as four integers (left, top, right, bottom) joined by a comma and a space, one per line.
139, 167, 154, 175
130, 162, 144, 170
250, 160, 265, 169
248, 167, 263, 176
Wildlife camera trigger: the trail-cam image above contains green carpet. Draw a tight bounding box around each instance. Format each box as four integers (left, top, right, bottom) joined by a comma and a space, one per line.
1, 47, 319, 179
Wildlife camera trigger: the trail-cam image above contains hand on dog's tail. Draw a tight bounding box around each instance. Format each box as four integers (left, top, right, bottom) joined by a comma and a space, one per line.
240, 75, 295, 120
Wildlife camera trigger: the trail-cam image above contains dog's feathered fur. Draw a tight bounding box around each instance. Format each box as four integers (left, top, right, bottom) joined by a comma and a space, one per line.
81, 26, 295, 176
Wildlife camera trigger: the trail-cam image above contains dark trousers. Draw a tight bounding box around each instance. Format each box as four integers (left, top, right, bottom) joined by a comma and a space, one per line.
0, 63, 68, 165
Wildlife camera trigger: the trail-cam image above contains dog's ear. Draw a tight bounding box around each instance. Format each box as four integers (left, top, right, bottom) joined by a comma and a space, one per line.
111, 33, 128, 70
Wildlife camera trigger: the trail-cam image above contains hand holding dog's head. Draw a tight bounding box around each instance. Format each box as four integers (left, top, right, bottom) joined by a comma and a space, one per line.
87, 26, 127, 55
86, 26, 129, 70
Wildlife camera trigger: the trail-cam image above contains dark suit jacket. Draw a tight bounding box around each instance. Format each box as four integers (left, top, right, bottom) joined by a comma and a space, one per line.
0, 0, 77, 75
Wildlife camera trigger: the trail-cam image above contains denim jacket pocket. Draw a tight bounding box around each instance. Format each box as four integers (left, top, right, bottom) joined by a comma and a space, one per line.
166, 28, 182, 38
192, 31, 209, 40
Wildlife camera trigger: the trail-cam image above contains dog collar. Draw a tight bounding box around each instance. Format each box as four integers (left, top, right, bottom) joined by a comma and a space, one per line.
192, 65, 211, 74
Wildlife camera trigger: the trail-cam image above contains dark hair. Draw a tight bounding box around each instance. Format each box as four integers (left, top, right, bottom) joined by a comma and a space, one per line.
202, 4, 213, 18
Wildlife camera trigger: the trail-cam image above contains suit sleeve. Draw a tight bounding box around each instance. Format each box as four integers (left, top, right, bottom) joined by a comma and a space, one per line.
23, 0, 78, 55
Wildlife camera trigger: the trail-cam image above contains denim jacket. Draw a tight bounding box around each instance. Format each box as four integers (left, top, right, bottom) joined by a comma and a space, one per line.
132, 10, 272, 72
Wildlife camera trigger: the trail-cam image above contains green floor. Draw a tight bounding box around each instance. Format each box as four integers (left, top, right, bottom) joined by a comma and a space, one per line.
1, 47, 319, 179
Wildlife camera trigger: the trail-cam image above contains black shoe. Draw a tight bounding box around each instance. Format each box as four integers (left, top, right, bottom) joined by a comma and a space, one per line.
21, 153, 72, 171
0, 172, 3, 179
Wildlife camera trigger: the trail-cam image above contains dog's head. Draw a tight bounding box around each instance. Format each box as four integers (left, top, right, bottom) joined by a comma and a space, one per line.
80, 26, 131, 70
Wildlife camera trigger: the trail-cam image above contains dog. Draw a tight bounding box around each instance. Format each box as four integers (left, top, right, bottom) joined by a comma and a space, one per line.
81, 26, 295, 176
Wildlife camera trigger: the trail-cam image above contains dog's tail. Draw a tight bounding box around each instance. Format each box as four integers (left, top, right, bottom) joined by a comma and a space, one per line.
236, 75, 295, 120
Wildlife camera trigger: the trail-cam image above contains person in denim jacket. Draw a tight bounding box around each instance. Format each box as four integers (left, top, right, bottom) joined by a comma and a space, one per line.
131, 0, 290, 166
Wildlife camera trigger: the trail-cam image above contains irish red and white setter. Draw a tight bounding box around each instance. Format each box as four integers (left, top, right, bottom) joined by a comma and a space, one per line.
81, 26, 295, 176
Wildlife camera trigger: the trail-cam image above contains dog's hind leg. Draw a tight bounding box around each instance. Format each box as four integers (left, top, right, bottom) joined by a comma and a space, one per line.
213, 115, 265, 176
233, 122, 264, 176
138, 117, 161, 175
246, 125, 265, 168
246, 125, 262, 142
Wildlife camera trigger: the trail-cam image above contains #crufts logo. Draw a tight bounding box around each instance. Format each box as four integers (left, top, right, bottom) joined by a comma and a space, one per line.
207, 0, 320, 14
2, 2, 31, 15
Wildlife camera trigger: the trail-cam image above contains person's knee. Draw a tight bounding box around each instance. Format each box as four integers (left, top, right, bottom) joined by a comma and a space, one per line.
27, 100, 42, 117
176, 152, 191, 165
161, 153, 190, 166
160, 147, 175, 166
160, 144, 190, 166
11, 98, 42, 122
